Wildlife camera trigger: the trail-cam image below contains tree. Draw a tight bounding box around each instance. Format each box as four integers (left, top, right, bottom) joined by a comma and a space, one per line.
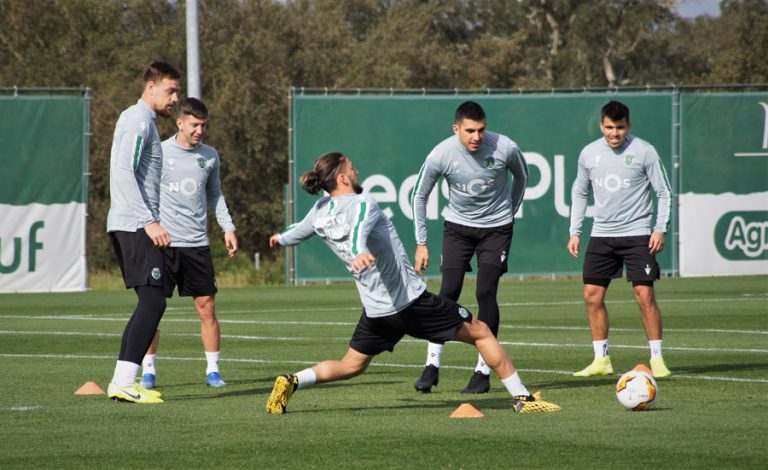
1, 0, 764, 276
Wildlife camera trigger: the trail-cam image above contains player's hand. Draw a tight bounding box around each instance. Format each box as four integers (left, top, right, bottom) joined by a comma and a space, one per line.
649, 232, 665, 255
144, 222, 171, 247
414, 244, 429, 275
268, 233, 281, 248
351, 253, 376, 273
567, 235, 580, 257
224, 231, 238, 257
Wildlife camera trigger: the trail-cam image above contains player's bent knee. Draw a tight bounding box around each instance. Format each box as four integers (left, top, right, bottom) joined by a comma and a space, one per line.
467, 318, 492, 339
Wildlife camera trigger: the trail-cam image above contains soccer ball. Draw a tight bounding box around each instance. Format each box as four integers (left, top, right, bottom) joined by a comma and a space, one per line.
615, 368, 657, 411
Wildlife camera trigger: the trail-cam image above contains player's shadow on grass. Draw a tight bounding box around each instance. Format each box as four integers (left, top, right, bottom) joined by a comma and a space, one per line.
673, 361, 768, 375
531, 377, 617, 390
167, 375, 404, 401
289, 392, 549, 414
277, 398, 504, 415
411, 396, 515, 411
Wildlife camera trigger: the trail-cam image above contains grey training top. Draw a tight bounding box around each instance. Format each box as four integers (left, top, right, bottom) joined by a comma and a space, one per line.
107, 99, 163, 232
278, 193, 426, 317
569, 135, 672, 237
411, 131, 528, 245
160, 136, 236, 247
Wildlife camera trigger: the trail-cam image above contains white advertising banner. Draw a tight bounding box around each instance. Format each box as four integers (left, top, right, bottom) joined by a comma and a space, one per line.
679, 193, 768, 276
0, 203, 87, 292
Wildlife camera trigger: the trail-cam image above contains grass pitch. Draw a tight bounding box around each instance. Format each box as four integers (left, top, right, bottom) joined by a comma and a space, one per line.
1, 275, 766, 468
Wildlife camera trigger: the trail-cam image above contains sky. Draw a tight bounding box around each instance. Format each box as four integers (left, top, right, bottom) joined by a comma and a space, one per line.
675, 0, 722, 18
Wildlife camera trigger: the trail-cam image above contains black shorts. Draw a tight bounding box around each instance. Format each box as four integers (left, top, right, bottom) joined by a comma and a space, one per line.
109, 230, 165, 289
163, 246, 217, 298
583, 236, 660, 287
348, 291, 473, 356
440, 221, 514, 272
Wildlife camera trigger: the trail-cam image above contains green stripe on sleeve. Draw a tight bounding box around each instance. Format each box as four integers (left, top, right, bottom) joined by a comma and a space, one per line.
351, 201, 367, 256
132, 135, 143, 171
280, 223, 299, 237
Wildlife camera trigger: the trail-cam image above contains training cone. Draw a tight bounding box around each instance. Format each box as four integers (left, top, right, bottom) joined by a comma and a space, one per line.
632, 364, 654, 376
75, 381, 105, 395
450, 403, 484, 418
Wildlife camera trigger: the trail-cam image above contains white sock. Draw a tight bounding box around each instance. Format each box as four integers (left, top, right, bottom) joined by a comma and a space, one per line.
142, 354, 157, 376
205, 351, 220, 374
475, 353, 491, 375
649, 340, 663, 359
295, 368, 316, 390
425, 342, 444, 367
592, 340, 609, 359
501, 372, 530, 397
112, 360, 140, 388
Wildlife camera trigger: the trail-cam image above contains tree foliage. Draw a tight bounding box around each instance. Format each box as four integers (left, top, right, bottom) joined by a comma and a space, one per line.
0, 0, 766, 271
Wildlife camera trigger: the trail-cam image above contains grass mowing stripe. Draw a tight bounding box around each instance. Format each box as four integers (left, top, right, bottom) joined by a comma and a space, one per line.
3, 293, 765, 318
3, 329, 768, 353
3, 352, 767, 384
3, 314, 767, 336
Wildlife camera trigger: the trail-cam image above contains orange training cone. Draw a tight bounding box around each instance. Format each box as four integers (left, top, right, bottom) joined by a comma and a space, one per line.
75, 381, 105, 395
632, 364, 653, 376
450, 403, 484, 418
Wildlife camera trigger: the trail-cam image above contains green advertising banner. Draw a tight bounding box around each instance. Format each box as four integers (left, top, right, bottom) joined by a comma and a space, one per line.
0, 94, 89, 292
678, 92, 768, 276
291, 92, 674, 281
0, 96, 87, 205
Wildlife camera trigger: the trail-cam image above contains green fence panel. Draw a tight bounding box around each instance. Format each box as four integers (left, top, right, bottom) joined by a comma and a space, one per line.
291, 92, 674, 281
678, 92, 768, 275
0, 96, 87, 205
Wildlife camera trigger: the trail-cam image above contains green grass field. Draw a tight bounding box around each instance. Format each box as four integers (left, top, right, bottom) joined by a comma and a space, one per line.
1, 276, 767, 468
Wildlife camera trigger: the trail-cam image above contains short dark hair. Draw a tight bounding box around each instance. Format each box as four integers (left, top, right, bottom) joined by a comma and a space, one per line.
178, 97, 208, 120
601, 101, 630, 122
142, 61, 181, 88
300, 152, 348, 195
455, 101, 486, 123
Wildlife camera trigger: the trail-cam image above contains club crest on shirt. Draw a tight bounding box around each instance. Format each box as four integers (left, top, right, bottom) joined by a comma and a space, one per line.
484, 157, 494, 169
624, 154, 635, 165
151, 267, 162, 280
197, 157, 206, 168
458, 307, 470, 319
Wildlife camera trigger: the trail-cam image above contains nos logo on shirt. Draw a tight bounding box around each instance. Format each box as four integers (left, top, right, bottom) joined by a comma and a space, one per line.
593, 174, 630, 193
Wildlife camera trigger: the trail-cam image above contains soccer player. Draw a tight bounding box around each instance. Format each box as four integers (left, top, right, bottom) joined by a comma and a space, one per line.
568, 100, 672, 378
266, 152, 559, 414
139, 97, 238, 390
106, 61, 180, 404
410, 101, 528, 393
